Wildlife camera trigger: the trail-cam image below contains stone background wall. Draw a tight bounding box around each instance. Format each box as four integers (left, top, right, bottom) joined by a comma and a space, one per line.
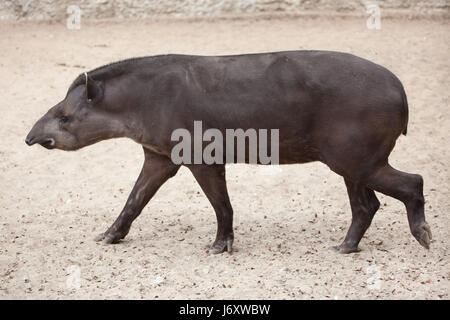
1, 0, 449, 21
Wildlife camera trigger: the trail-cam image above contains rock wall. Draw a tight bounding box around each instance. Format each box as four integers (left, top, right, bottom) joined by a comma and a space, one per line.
1, 0, 449, 21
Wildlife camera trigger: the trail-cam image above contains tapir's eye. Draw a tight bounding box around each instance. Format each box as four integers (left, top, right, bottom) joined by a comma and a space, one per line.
59, 116, 69, 125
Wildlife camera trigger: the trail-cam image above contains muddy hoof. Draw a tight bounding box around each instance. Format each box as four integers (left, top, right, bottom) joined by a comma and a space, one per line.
332, 243, 360, 254
210, 239, 233, 254
412, 222, 432, 249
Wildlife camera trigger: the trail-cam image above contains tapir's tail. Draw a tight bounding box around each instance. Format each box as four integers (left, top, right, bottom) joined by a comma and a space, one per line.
401, 85, 409, 136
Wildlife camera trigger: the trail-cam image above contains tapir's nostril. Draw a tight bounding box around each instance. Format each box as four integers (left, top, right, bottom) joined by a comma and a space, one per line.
25, 138, 33, 146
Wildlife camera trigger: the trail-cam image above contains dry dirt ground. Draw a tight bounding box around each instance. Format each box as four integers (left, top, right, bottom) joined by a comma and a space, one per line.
0, 16, 449, 300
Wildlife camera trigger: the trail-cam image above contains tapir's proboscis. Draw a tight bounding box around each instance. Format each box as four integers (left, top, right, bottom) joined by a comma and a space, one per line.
26, 51, 431, 254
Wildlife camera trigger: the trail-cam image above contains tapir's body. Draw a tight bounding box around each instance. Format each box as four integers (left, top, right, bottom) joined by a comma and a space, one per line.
26, 51, 431, 254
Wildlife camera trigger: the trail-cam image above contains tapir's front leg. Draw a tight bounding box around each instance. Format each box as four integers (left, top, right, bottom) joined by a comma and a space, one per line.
95, 148, 180, 244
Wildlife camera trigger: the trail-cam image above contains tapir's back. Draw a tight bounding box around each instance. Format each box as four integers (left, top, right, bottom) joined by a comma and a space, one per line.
158, 51, 407, 139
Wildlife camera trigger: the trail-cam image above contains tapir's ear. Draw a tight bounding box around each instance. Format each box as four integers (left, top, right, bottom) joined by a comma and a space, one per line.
85, 73, 104, 102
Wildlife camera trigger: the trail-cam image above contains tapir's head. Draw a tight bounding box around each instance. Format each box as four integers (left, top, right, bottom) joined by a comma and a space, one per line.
25, 73, 124, 151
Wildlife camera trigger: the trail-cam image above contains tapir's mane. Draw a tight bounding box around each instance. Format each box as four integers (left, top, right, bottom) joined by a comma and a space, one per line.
66, 55, 171, 94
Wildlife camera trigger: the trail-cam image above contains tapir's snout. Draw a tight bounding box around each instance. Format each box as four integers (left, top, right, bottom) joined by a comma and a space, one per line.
25, 136, 34, 146
25, 117, 57, 149
25, 135, 55, 149
25, 125, 39, 147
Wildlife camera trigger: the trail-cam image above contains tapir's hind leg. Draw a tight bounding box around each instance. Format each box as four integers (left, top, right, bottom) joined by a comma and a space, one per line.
334, 179, 380, 253
95, 148, 179, 244
187, 164, 234, 254
364, 164, 432, 249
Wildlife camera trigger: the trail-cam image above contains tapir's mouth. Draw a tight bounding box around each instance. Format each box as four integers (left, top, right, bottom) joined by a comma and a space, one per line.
39, 138, 56, 149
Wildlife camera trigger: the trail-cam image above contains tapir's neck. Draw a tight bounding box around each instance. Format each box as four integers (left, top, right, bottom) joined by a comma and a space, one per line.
100, 69, 169, 154
106, 103, 156, 150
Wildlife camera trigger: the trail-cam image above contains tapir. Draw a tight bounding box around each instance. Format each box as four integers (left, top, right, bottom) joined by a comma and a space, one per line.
25, 50, 431, 254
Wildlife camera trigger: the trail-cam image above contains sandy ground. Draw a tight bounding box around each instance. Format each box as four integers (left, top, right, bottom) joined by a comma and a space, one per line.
0, 16, 449, 300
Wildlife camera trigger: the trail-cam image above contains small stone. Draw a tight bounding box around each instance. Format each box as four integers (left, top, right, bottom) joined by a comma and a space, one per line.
153, 276, 164, 285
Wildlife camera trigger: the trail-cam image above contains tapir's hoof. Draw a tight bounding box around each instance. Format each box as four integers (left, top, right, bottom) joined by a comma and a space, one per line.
412, 222, 432, 249
332, 244, 361, 254
210, 239, 233, 254
94, 232, 122, 244
94, 233, 105, 242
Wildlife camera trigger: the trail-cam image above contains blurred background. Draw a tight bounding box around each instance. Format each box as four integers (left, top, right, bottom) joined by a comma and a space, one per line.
1, 0, 449, 20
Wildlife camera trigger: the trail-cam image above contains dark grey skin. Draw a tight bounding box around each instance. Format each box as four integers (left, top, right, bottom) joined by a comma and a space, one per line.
25, 51, 432, 254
